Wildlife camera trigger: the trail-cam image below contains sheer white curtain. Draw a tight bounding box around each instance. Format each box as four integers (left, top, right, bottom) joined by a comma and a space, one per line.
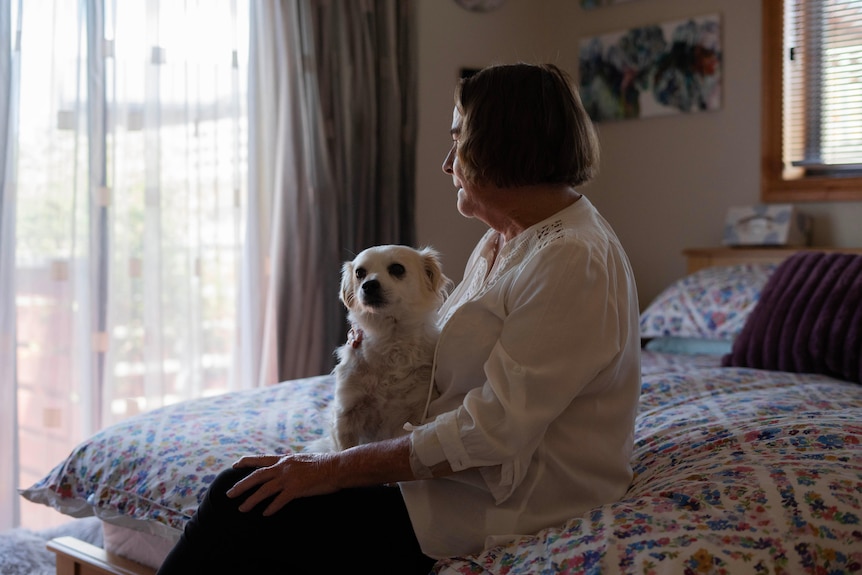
2, 0, 249, 530
244, 0, 418, 383
0, 0, 23, 532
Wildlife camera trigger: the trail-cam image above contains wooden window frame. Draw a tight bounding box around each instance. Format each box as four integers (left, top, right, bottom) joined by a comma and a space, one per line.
761, 0, 862, 202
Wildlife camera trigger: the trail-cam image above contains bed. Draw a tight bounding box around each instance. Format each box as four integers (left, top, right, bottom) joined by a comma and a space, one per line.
21, 247, 862, 575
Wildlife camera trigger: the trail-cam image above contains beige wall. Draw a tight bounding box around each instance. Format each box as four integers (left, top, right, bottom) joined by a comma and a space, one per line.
414, 0, 862, 309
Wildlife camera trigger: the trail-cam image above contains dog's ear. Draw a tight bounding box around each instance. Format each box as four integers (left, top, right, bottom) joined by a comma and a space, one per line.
340, 261, 355, 308
419, 247, 452, 301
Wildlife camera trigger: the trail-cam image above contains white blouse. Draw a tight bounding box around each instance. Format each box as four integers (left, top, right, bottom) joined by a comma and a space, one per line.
399, 196, 641, 559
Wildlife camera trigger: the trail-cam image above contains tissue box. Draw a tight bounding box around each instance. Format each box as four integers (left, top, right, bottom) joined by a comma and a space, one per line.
722, 204, 812, 246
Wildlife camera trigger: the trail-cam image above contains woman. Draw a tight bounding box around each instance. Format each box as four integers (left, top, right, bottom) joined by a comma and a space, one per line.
157, 63, 640, 574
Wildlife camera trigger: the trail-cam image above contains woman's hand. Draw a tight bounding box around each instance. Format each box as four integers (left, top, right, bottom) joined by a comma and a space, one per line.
226, 436, 424, 517
227, 452, 341, 516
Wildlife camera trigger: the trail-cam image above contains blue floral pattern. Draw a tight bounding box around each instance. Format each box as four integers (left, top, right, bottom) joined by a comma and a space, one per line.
21, 375, 333, 538
639, 264, 777, 340
435, 353, 862, 574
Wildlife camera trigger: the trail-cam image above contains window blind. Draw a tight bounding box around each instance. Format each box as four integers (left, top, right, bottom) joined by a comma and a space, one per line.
784, 0, 862, 174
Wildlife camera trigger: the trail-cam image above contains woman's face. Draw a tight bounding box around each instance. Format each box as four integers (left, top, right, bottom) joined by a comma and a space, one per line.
442, 107, 491, 222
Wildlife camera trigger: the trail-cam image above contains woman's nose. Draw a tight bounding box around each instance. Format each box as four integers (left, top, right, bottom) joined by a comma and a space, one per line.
442, 144, 455, 174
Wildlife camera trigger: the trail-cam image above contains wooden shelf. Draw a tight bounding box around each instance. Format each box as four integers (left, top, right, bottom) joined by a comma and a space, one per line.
683, 246, 862, 274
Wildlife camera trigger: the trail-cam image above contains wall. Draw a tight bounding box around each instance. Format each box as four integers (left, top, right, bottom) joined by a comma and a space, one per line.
414, 0, 862, 309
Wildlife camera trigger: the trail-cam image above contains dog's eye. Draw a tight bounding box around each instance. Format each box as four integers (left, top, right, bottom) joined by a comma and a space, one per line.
388, 263, 405, 278
355, 267, 367, 280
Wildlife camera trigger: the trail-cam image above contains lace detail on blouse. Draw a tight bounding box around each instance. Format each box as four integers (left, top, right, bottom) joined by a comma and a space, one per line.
536, 219, 565, 250
464, 258, 487, 303
439, 218, 569, 326
480, 219, 567, 296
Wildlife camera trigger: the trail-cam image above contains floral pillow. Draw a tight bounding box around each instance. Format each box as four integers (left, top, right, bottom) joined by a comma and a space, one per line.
640, 263, 777, 341
19, 375, 333, 539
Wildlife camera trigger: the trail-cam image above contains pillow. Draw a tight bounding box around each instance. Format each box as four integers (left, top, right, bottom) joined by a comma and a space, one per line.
722, 251, 862, 383
644, 336, 733, 356
19, 375, 333, 539
639, 263, 776, 341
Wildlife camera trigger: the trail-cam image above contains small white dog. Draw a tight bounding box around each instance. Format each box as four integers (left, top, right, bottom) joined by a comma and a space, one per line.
312, 245, 450, 452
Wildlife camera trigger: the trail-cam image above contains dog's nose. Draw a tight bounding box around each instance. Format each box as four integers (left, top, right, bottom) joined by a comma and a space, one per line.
362, 279, 380, 294
360, 279, 385, 307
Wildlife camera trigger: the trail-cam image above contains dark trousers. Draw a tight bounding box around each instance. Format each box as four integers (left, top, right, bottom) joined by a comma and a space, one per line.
156, 467, 437, 575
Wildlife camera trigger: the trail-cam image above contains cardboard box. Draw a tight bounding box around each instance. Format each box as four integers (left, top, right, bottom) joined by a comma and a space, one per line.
722, 204, 812, 247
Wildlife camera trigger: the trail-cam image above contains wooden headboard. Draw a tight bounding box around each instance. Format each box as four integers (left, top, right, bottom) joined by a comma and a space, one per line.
683, 246, 862, 274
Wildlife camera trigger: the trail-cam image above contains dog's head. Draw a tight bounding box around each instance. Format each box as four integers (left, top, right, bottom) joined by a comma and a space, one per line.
340, 245, 451, 326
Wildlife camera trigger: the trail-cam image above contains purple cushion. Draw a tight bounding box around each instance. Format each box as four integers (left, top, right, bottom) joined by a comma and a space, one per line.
722, 251, 862, 383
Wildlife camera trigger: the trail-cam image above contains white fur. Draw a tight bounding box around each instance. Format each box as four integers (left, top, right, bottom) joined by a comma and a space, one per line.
310, 245, 451, 452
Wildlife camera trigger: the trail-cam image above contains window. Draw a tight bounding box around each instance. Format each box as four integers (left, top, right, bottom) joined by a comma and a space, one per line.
11, 0, 248, 529
762, 0, 862, 201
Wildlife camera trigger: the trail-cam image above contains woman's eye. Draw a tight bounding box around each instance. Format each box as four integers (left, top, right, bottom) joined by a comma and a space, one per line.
388, 263, 405, 278
355, 268, 366, 279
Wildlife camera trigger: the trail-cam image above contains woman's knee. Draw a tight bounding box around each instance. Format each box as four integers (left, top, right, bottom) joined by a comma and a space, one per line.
197, 467, 255, 519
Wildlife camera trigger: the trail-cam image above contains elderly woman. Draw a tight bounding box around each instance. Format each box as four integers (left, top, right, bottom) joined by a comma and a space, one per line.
157, 63, 640, 575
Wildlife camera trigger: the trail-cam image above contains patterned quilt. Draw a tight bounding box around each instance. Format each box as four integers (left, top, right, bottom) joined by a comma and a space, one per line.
21, 352, 862, 573
438, 354, 862, 574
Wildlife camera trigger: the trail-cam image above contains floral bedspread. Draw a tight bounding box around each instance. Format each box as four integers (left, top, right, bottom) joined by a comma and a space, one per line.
436, 353, 862, 574
22, 352, 862, 573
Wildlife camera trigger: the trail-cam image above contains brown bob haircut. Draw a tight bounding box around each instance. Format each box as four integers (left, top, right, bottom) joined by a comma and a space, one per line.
454, 63, 599, 189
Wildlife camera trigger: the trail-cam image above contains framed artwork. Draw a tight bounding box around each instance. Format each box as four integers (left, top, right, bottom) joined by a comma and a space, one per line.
578, 13, 722, 122
580, 0, 640, 9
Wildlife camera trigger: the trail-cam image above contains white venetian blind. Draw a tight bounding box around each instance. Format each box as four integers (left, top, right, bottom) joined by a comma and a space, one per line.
783, 0, 862, 175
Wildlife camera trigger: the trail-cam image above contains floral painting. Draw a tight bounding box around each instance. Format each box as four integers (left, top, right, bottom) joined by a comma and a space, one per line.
578, 14, 722, 122
580, 0, 640, 9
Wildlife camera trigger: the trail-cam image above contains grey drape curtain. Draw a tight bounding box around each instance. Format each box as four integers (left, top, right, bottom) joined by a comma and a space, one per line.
243, 1, 417, 383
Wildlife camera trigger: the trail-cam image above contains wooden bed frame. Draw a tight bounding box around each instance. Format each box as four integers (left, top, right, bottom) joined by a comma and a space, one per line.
47, 245, 862, 575
48, 536, 156, 575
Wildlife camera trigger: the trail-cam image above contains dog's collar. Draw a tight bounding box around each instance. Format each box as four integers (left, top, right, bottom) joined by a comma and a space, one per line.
347, 326, 364, 349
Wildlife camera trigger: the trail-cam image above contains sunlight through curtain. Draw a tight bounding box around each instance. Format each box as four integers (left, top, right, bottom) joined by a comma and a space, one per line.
2, 0, 248, 530
0, 0, 23, 532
